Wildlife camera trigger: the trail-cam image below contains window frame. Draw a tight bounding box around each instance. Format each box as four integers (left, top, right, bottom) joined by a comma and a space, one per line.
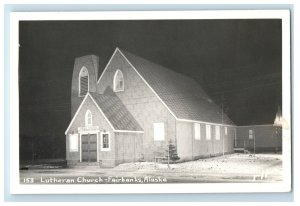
194, 123, 201, 140
69, 133, 79, 152
85, 110, 93, 127
78, 66, 89, 97
206, 124, 211, 140
215, 125, 220, 140
113, 69, 124, 92
153, 122, 165, 141
100, 131, 110, 151
249, 129, 254, 140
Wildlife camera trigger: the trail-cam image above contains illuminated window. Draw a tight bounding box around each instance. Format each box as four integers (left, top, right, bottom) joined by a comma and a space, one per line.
194, 123, 201, 140
249, 130, 254, 139
85, 110, 92, 127
69, 134, 78, 152
215, 126, 220, 140
153, 123, 164, 141
225, 127, 228, 135
206, 124, 211, 140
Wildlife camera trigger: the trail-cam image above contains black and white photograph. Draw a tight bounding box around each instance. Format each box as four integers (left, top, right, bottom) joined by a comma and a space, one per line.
10, 10, 291, 193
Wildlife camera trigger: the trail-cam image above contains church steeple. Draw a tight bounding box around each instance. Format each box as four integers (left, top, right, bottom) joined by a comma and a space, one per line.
274, 106, 282, 127
71, 55, 99, 118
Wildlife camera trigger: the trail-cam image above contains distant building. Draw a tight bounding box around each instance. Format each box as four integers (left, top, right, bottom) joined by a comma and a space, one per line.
65, 48, 236, 167
235, 107, 282, 153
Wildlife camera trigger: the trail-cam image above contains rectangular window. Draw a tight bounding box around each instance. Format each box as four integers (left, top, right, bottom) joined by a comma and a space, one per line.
249, 130, 254, 140
215, 126, 220, 140
153, 123, 164, 141
101, 132, 110, 151
194, 123, 201, 140
69, 134, 78, 152
225, 127, 228, 135
206, 124, 211, 140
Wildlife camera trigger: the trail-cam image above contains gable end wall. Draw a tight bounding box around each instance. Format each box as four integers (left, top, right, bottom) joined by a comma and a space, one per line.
66, 95, 115, 166
98, 51, 176, 161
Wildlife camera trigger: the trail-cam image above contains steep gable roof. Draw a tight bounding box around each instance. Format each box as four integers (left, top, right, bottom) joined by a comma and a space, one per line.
65, 89, 143, 134
90, 88, 143, 131
118, 49, 234, 125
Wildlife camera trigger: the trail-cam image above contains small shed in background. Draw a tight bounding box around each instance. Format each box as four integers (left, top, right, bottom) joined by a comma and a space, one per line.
235, 107, 282, 153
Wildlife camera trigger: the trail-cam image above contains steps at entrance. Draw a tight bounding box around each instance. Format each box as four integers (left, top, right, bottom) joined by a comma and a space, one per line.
234, 148, 244, 153
234, 148, 250, 154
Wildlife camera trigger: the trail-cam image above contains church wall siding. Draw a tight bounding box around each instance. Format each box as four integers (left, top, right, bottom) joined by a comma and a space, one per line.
114, 132, 144, 165
176, 121, 235, 161
98, 51, 176, 161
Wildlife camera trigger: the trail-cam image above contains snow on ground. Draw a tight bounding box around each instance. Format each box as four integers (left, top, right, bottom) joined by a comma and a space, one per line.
22, 164, 64, 169
19, 153, 282, 183
114, 153, 282, 176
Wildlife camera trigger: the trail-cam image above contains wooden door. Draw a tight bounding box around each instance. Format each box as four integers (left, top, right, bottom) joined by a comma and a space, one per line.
81, 134, 97, 162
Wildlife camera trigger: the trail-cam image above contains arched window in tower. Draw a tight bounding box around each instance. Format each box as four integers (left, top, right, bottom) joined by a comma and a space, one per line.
113, 70, 124, 92
79, 66, 89, 96
85, 110, 92, 127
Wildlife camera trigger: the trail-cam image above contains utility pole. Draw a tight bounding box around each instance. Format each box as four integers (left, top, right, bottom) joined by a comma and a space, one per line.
167, 143, 170, 169
31, 142, 34, 163
253, 132, 256, 157
222, 103, 224, 156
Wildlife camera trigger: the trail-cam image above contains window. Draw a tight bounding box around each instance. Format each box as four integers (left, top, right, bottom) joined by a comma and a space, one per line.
79, 66, 89, 96
206, 124, 211, 140
249, 130, 254, 140
194, 123, 201, 140
153, 123, 164, 141
225, 127, 228, 135
101, 132, 110, 151
85, 110, 92, 127
113, 70, 124, 92
215, 126, 220, 140
69, 134, 78, 152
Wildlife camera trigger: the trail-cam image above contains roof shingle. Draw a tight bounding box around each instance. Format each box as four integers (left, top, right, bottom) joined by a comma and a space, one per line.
90, 88, 143, 131
120, 49, 234, 125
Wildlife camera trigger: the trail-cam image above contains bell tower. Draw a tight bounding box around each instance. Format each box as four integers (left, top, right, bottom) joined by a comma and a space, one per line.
71, 55, 99, 118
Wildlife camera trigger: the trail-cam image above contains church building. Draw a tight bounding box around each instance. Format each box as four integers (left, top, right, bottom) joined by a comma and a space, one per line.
65, 48, 236, 167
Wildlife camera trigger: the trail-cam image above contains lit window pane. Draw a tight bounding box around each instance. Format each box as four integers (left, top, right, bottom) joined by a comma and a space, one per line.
194, 123, 201, 140
206, 124, 211, 140
85, 110, 92, 127
69, 134, 78, 152
154, 123, 164, 141
216, 126, 220, 140
249, 130, 254, 139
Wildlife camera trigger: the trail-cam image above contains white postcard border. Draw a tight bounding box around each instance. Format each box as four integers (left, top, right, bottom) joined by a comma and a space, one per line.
9, 10, 291, 194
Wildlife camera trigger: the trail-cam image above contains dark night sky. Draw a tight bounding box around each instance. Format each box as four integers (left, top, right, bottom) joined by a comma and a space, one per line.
19, 19, 282, 157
